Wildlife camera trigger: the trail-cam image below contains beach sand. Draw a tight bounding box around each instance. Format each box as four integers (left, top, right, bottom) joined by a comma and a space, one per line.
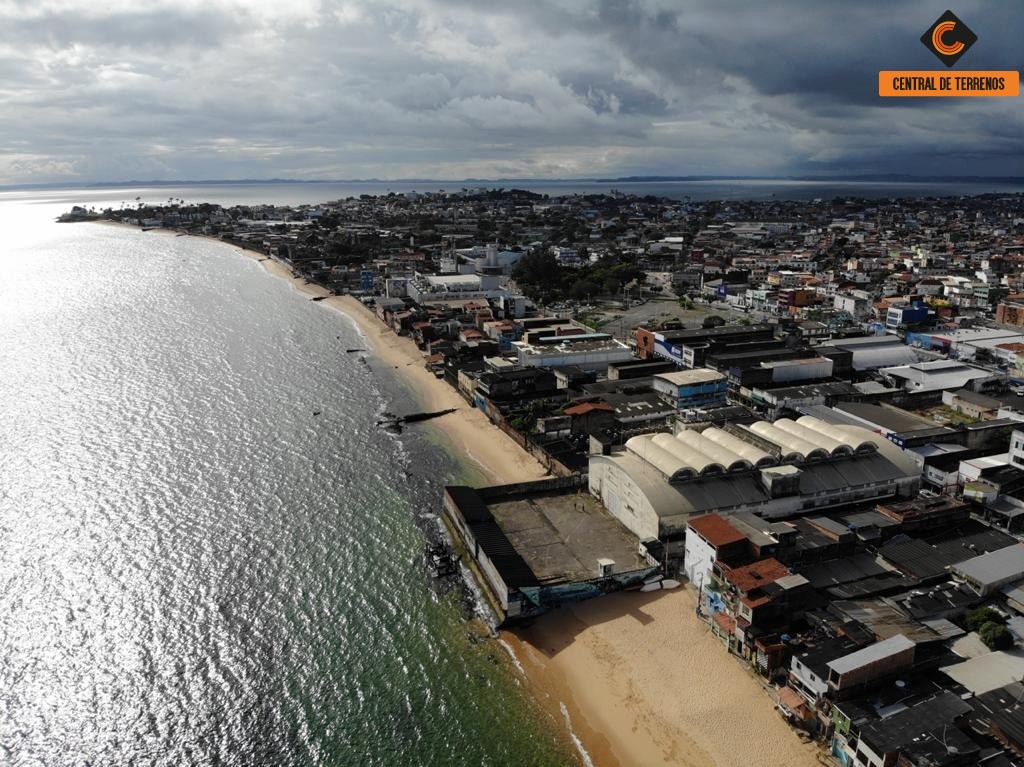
196, 236, 820, 767
508, 588, 821, 767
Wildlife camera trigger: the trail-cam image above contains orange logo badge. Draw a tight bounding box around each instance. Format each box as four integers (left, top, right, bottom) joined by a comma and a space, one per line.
920, 10, 977, 67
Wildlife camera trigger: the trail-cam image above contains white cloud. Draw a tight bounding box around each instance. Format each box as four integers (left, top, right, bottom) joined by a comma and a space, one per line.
0, 0, 1020, 183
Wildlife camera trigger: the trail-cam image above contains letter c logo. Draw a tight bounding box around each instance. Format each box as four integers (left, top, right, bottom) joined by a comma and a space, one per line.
932, 20, 965, 55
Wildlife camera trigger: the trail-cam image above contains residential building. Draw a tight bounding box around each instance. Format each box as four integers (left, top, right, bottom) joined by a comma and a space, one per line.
825, 634, 915, 694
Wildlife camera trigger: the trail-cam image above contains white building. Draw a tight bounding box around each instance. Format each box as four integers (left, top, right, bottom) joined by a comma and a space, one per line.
551, 247, 581, 266
406, 272, 504, 304
589, 417, 920, 546
880, 359, 1003, 394
683, 513, 746, 589
511, 334, 633, 372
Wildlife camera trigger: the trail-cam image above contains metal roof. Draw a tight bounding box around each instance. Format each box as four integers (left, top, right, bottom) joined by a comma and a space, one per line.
858, 692, 973, 756
953, 543, 1024, 587
878, 538, 964, 580
595, 443, 916, 522
834, 401, 939, 433
798, 553, 889, 589
827, 633, 915, 676
840, 345, 921, 371
941, 651, 1024, 695
880, 359, 996, 392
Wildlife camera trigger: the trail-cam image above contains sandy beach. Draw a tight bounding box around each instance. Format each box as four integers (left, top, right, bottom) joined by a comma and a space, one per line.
205, 237, 819, 767
508, 588, 821, 767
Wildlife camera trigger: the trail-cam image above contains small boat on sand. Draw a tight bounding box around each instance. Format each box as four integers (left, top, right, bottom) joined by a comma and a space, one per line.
640, 579, 680, 592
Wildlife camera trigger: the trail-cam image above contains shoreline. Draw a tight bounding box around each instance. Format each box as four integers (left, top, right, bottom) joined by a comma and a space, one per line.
91, 218, 546, 485
107, 223, 820, 767
237, 245, 821, 767
506, 589, 820, 767
225, 241, 551, 487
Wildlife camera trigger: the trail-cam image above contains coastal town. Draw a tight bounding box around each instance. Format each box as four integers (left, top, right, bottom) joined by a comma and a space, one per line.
78, 188, 1024, 767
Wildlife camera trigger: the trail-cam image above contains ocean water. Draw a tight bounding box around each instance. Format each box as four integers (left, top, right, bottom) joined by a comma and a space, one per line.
0, 198, 577, 766
3, 177, 1023, 213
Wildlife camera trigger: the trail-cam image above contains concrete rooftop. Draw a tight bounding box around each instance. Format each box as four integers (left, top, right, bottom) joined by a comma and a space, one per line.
486, 491, 649, 585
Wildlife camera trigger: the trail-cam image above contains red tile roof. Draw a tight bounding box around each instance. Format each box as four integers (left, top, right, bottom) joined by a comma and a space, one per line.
713, 612, 737, 633
564, 401, 614, 416
721, 558, 789, 594
778, 686, 807, 712
688, 514, 746, 548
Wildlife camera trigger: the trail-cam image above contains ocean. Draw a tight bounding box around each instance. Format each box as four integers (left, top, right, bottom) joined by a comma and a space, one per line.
0, 196, 578, 766
3, 177, 1024, 212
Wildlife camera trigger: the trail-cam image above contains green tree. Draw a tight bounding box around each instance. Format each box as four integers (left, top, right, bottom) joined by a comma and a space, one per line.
967, 606, 1006, 633
570, 279, 600, 302
512, 251, 566, 302
510, 400, 558, 435
978, 622, 1014, 651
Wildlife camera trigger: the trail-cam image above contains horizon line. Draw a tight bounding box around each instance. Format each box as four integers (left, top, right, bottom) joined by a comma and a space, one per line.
4, 173, 1024, 192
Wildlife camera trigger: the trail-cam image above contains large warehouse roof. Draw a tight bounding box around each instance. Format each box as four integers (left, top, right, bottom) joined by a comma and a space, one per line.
594, 417, 919, 524
821, 336, 923, 371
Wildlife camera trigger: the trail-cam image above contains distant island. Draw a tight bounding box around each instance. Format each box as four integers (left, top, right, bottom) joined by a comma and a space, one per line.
8, 173, 1024, 192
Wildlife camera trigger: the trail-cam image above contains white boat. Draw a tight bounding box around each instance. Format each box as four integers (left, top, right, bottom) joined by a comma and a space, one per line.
640, 578, 681, 592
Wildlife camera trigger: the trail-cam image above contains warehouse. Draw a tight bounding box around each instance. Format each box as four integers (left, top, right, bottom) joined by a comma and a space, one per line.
588, 416, 920, 555
952, 543, 1024, 596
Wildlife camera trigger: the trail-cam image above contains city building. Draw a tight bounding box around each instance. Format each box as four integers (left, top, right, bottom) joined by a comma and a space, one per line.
651, 368, 728, 410
635, 324, 775, 368
588, 416, 920, 558
951, 544, 1024, 596
442, 478, 657, 624
511, 333, 634, 372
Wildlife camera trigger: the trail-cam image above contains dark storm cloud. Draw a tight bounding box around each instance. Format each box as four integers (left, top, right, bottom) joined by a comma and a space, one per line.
0, 0, 1021, 183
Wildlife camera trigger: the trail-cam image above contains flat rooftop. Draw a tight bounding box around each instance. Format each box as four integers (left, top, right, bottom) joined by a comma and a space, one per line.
654, 368, 725, 386
486, 491, 649, 585
653, 324, 773, 342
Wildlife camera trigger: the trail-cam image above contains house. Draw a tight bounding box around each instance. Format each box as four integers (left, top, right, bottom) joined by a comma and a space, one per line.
787, 636, 860, 706
841, 692, 973, 767
825, 634, 915, 695
942, 388, 1003, 421
683, 513, 748, 591
563, 400, 616, 436
970, 682, 1024, 758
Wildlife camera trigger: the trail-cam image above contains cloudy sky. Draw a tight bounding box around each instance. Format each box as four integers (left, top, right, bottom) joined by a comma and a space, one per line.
1, 0, 1022, 184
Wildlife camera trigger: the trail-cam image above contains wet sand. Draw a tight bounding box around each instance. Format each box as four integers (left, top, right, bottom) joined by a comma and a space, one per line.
508, 588, 821, 767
